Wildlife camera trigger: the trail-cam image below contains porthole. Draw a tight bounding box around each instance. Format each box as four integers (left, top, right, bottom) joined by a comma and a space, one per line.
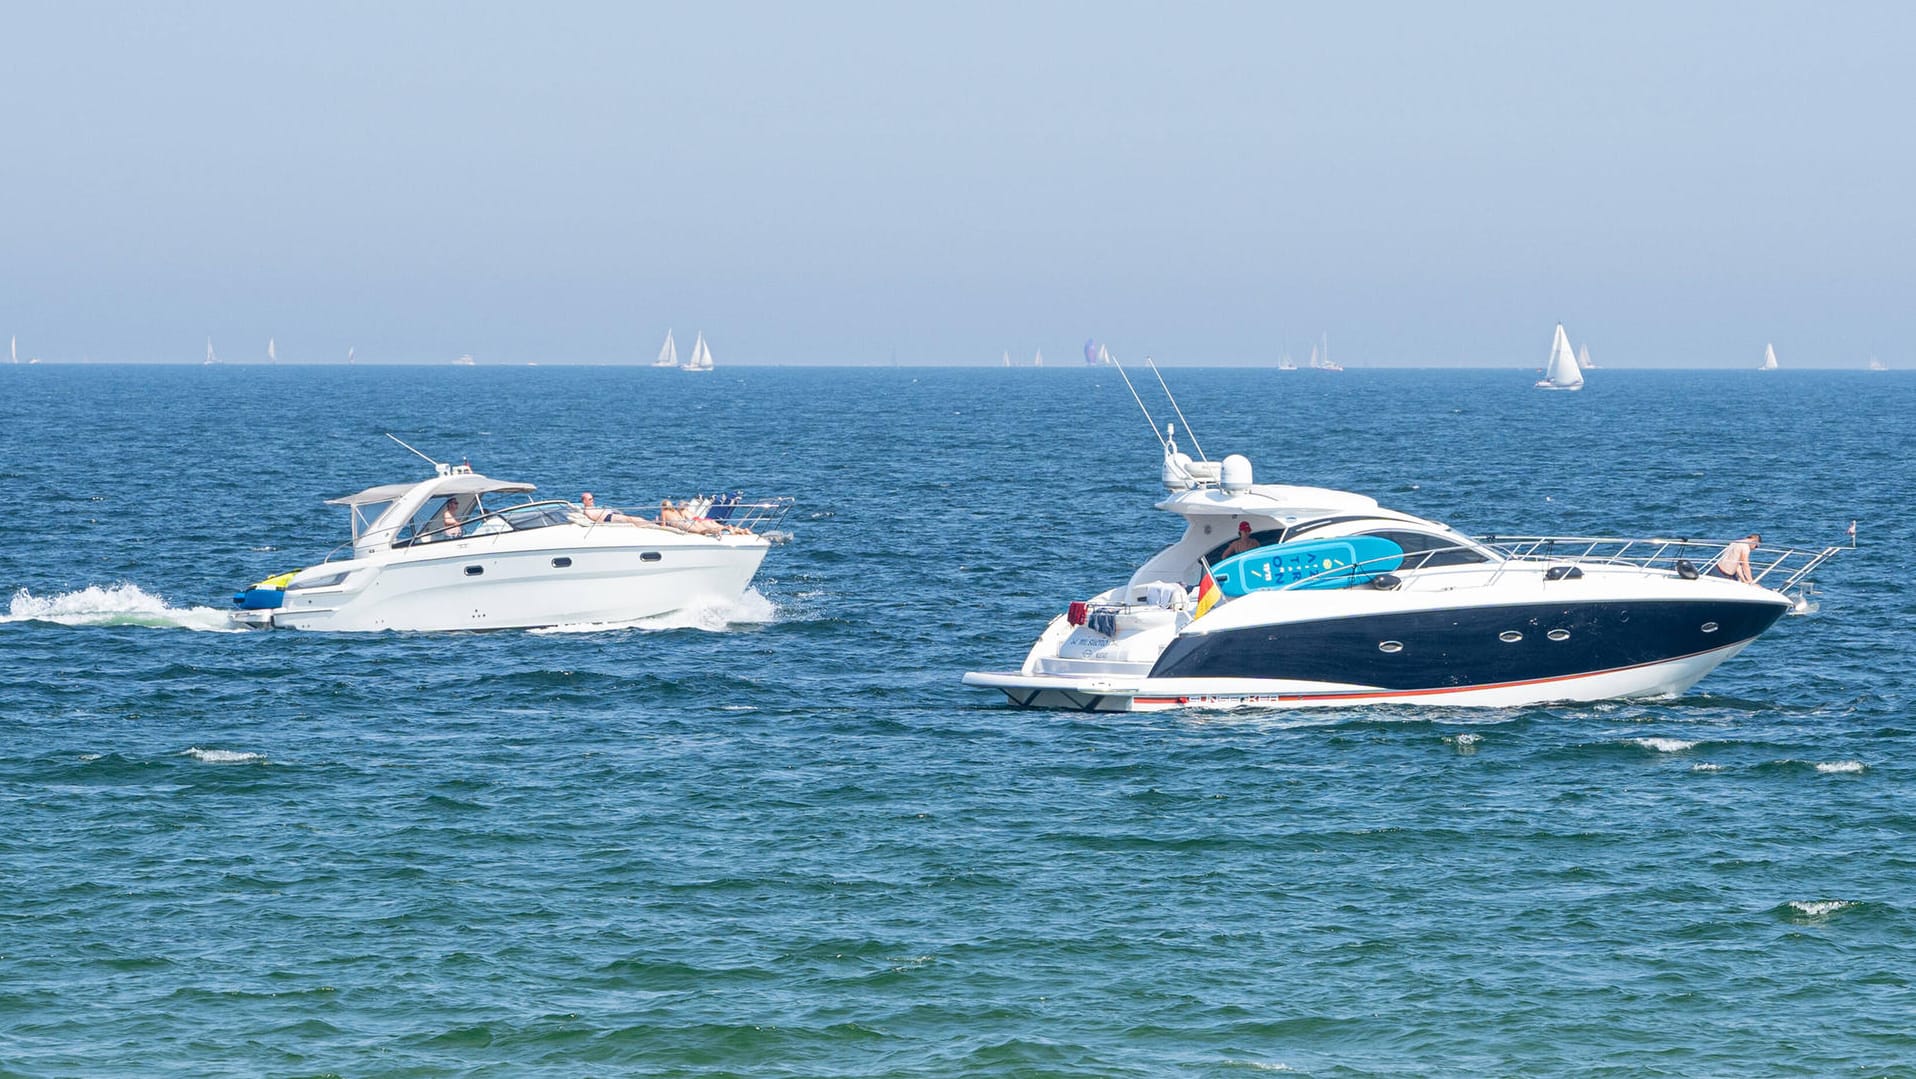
464, 565, 484, 577
1378, 640, 1403, 653
641, 551, 662, 563
551, 557, 572, 568
1547, 629, 1570, 642
1701, 621, 1719, 633
1499, 630, 1523, 643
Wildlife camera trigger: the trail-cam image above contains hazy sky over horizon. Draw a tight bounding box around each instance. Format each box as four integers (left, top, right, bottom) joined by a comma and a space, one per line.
3, 2, 1912, 367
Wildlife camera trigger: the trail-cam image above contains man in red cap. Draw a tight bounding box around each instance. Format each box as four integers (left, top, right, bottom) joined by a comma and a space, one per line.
1221, 520, 1260, 557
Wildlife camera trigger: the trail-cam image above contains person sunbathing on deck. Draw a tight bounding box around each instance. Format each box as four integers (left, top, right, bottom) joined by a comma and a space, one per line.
578, 492, 659, 527
658, 499, 749, 536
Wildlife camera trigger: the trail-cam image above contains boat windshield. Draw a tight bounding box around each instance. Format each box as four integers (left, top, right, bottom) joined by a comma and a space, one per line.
494, 502, 574, 530
392, 497, 574, 546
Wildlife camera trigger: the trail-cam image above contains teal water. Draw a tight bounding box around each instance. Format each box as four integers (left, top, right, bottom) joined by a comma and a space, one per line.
1, 366, 1911, 1076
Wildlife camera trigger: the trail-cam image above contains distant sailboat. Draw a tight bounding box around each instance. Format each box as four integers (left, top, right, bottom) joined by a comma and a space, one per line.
453, 353, 476, 366
1277, 352, 1297, 371
204, 338, 218, 365
1310, 332, 1343, 372
1001, 350, 1012, 367
267, 337, 277, 365
8, 335, 15, 365
682, 332, 714, 372
1535, 324, 1584, 390
1083, 339, 1114, 366
1759, 343, 1778, 371
347, 346, 356, 365
1869, 356, 1888, 372
1033, 348, 1044, 367
653, 329, 679, 368
1578, 343, 1595, 370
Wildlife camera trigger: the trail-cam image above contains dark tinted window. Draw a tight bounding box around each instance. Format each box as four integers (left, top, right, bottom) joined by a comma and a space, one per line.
1362, 530, 1488, 569
1204, 528, 1289, 566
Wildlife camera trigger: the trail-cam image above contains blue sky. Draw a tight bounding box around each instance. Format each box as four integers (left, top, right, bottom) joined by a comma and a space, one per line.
3, 2, 1911, 366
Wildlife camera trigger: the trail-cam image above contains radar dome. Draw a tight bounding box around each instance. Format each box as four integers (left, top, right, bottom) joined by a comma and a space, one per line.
1161, 452, 1196, 491
1220, 454, 1254, 491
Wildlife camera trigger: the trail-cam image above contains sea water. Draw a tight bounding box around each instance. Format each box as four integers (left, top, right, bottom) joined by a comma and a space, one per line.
1, 364, 1911, 1076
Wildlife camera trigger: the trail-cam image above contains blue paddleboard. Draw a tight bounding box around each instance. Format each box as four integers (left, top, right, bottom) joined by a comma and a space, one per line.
1213, 536, 1404, 596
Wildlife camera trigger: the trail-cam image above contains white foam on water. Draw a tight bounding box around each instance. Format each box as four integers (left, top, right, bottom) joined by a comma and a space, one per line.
533, 588, 778, 635
1448, 732, 1482, 746
1815, 760, 1866, 774
4, 584, 239, 632
1635, 737, 1697, 753
1691, 762, 1725, 773
184, 747, 267, 765
1789, 899, 1853, 917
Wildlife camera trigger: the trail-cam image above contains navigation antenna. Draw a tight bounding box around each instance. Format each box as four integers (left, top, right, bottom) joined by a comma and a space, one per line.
1146, 357, 1207, 462
1107, 351, 1170, 455
386, 433, 452, 475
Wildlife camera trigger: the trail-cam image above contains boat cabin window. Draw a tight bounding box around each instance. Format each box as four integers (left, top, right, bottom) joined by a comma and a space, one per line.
498, 503, 573, 531
396, 495, 475, 546
1202, 527, 1288, 567
348, 500, 396, 542
1360, 529, 1489, 569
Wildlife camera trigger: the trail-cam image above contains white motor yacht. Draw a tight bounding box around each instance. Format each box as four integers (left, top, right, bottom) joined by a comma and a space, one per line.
231, 451, 790, 632
964, 427, 1843, 712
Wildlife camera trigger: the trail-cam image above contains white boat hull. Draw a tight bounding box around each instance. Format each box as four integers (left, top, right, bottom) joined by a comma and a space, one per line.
258, 528, 768, 632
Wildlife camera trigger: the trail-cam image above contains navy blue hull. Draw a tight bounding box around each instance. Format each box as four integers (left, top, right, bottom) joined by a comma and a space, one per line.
1148, 598, 1789, 690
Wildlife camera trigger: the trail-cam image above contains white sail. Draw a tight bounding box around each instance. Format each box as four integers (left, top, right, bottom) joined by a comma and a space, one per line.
682, 332, 713, 371
9, 335, 15, 364
1759, 343, 1778, 371
1536, 323, 1584, 390
1578, 344, 1593, 370
267, 337, 277, 364
1097, 344, 1111, 365
1002, 350, 1011, 367
654, 329, 678, 367
205, 338, 217, 365
347, 346, 356, 365
1869, 356, 1887, 372
1033, 348, 1044, 367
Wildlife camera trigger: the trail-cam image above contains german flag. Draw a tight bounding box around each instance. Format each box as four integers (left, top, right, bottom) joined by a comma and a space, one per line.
1193, 562, 1222, 619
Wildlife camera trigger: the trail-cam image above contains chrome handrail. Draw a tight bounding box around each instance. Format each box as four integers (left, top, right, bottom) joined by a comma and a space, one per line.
674, 495, 796, 533
1477, 535, 1845, 591
1246, 534, 1844, 594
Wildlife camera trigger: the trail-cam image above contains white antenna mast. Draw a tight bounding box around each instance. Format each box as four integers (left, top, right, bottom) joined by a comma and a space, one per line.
385, 433, 448, 473
1108, 352, 1170, 454
1146, 357, 1207, 462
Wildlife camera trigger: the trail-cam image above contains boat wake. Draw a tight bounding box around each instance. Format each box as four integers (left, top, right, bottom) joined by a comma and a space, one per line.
533, 588, 778, 635
3, 583, 239, 632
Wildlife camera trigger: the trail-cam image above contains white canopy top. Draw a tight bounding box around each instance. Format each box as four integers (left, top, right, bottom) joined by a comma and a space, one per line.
327, 473, 535, 507
1159, 483, 1379, 521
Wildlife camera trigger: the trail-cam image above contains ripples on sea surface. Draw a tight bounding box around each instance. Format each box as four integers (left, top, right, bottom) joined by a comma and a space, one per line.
1, 365, 1911, 1077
